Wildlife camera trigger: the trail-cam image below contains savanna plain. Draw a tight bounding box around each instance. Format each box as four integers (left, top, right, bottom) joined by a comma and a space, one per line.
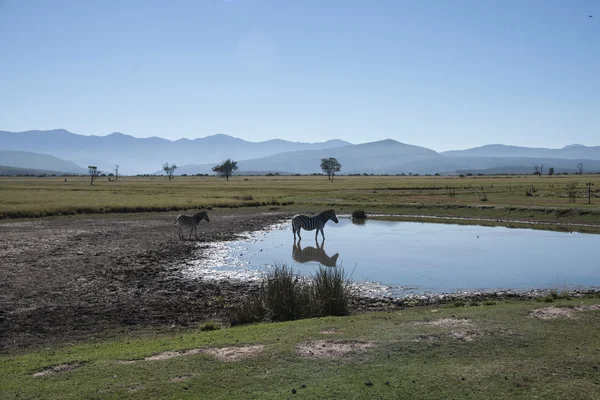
1, 174, 600, 399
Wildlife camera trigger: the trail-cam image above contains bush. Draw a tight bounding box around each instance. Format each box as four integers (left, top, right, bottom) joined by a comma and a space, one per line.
199, 321, 221, 331
352, 209, 367, 219
230, 264, 353, 325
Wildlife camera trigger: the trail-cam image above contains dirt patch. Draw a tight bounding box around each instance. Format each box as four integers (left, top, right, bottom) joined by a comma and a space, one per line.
413, 318, 474, 328
530, 304, 600, 319
414, 334, 443, 343
297, 340, 375, 359
320, 328, 342, 335
170, 375, 192, 382
203, 345, 265, 362
32, 362, 83, 377
0, 210, 291, 353
415, 328, 514, 343
120, 345, 264, 364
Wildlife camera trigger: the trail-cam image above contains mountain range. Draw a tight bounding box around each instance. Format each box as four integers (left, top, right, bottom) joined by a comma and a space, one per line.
1, 129, 600, 176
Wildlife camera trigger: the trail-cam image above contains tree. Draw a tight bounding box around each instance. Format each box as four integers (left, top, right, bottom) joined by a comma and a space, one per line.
533, 164, 541, 176
88, 166, 101, 185
577, 162, 584, 175
548, 167, 554, 176
320, 158, 342, 181
212, 159, 238, 181
163, 162, 177, 181
108, 165, 120, 182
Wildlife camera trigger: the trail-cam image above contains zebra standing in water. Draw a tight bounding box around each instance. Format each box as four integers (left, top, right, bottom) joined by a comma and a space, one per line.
174, 211, 210, 240
292, 209, 339, 241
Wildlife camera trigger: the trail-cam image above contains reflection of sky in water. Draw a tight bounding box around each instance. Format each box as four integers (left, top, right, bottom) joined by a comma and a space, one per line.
182, 219, 600, 297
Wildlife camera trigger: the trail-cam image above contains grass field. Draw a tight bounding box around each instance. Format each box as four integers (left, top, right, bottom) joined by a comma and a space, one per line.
1, 174, 600, 228
2, 297, 599, 399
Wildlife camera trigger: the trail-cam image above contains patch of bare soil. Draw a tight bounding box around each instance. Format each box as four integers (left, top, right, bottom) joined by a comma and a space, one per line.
414, 334, 443, 343
0, 210, 292, 353
32, 362, 83, 377
170, 375, 192, 382
120, 345, 264, 364
530, 304, 600, 319
297, 340, 375, 359
415, 328, 514, 343
320, 328, 342, 335
203, 345, 265, 362
413, 318, 474, 328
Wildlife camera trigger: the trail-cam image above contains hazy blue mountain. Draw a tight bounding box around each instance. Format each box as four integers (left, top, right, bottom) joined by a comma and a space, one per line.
0, 165, 78, 176
445, 157, 600, 175
442, 144, 600, 160
167, 148, 600, 176
0, 129, 353, 173
165, 139, 441, 175
0, 150, 87, 174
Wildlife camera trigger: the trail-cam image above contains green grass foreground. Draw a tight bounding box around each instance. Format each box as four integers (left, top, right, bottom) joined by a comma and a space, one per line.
1, 174, 600, 227
2, 298, 599, 399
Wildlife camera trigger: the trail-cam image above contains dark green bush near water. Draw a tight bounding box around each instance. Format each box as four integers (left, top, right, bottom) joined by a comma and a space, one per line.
230, 264, 353, 325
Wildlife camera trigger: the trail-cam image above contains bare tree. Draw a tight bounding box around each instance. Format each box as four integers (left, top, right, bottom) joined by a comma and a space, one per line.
108, 165, 120, 182
533, 165, 541, 176
88, 166, 101, 185
163, 162, 177, 181
577, 162, 584, 175
212, 159, 238, 181
320, 158, 342, 181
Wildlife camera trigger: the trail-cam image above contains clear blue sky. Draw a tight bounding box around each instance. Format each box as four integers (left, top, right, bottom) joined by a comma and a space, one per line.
0, 0, 598, 151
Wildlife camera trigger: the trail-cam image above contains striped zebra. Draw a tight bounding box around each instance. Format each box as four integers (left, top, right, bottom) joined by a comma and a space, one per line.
291, 209, 338, 241
174, 211, 210, 240
292, 238, 339, 267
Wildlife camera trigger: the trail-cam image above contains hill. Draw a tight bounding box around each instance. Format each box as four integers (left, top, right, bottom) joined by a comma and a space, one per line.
0, 129, 353, 174
442, 144, 600, 160
164, 139, 441, 175
0, 150, 87, 174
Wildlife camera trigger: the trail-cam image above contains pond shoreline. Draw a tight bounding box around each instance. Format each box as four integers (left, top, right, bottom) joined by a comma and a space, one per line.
2, 209, 598, 353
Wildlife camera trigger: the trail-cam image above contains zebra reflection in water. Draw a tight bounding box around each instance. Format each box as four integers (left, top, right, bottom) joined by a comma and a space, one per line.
292, 238, 339, 267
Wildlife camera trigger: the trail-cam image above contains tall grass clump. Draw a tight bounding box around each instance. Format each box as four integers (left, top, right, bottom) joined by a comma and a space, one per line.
311, 266, 352, 316
230, 264, 353, 325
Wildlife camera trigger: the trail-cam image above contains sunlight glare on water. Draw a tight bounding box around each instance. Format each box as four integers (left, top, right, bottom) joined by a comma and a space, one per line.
184, 218, 600, 297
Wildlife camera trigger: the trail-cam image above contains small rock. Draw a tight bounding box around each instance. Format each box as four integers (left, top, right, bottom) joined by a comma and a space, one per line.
301, 384, 306, 389
291, 388, 297, 394
365, 381, 373, 387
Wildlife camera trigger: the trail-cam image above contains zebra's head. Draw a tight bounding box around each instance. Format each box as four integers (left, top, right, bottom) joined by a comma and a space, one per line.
326, 209, 339, 223
196, 211, 210, 222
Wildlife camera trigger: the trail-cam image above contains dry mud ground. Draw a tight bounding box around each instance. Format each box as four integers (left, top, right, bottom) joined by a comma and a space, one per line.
0, 211, 296, 353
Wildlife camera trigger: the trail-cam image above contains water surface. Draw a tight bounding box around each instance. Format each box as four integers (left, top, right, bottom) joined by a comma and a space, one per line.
184, 218, 599, 297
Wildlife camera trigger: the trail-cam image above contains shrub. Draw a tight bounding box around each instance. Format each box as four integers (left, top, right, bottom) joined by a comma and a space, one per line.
230, 264, 353, 325
352, 209, 367, 219
199, 321, 221, 331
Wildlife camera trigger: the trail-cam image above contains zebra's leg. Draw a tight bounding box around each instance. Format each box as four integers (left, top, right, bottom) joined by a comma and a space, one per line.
297, 227, 302, 240
178, 226, 183, 240
194, 225, 199, 240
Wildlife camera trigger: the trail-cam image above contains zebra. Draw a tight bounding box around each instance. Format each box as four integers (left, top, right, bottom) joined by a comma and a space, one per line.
174, 211, 210, 240
291, 209, 339, 241
292, 238, 339, 267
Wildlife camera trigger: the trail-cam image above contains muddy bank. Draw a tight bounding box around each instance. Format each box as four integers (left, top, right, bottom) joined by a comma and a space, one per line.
0, 210, 291, 353
2, 210, 598, 353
